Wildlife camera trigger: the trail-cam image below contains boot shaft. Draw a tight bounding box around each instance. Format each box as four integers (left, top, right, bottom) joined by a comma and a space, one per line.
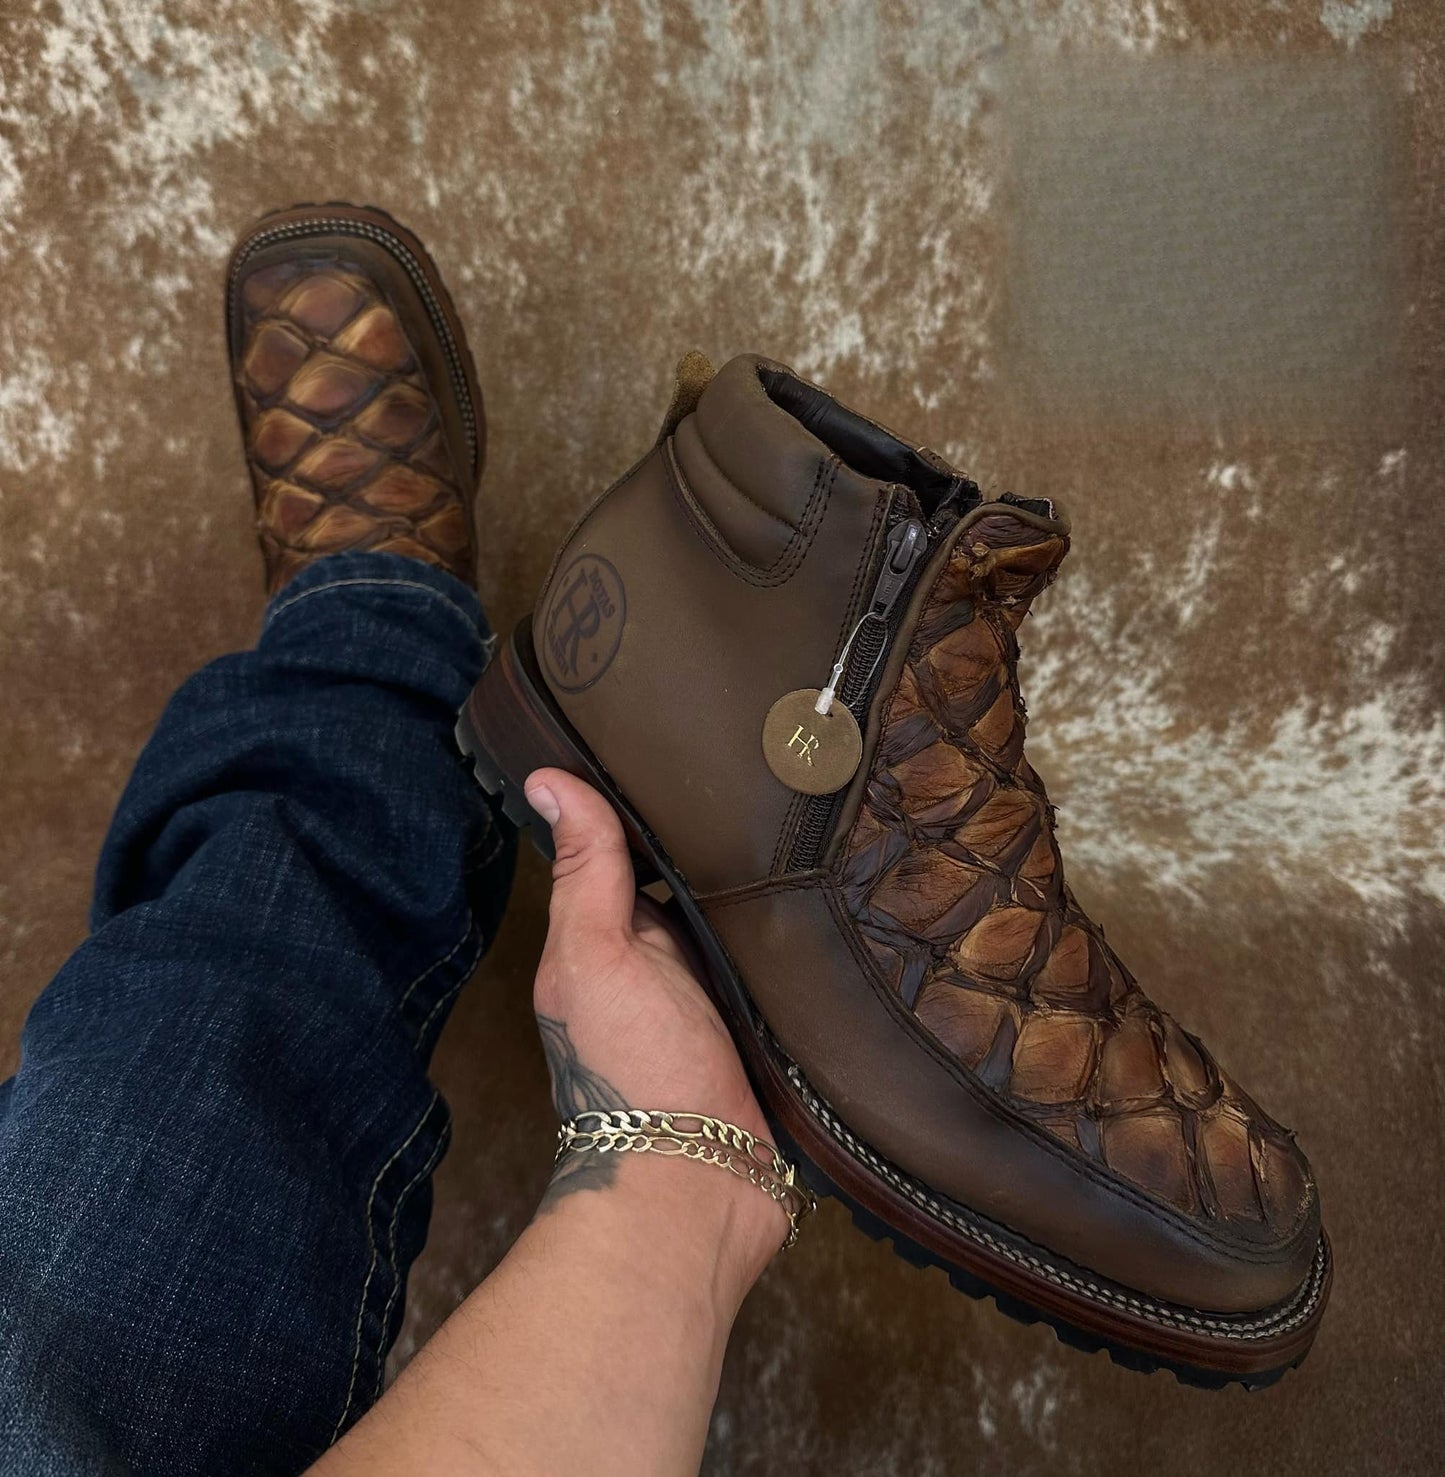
532, 352, 1057, 895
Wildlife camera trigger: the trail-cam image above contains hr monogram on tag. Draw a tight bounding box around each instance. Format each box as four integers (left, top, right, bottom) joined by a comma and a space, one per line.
787, 725, 820, 764
761, 688, 863, 796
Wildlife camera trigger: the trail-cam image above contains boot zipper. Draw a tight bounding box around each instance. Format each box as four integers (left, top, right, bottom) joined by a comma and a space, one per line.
787, 510, 931, 870
833, 514, 927, 708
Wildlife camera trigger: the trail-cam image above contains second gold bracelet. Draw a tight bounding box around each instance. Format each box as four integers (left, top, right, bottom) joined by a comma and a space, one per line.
554, 1108, 817, 1250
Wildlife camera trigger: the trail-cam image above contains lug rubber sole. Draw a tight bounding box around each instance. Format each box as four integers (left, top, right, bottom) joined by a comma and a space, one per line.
457, 620, 1331, 1389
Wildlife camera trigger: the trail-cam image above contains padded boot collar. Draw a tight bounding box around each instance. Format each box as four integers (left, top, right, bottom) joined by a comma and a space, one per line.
683, 354, 974, 538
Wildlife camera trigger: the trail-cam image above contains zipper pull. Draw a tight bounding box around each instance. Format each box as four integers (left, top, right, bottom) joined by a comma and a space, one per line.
763, 517, 931, 796
813, 517, 928, 716
868, 517, 927, 621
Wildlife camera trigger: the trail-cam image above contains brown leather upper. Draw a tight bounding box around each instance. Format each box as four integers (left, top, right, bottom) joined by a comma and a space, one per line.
839, 507, 1313, 1238
231, 242, 476, 594
535, 353, 1322, 1311
536, 354, 898, 895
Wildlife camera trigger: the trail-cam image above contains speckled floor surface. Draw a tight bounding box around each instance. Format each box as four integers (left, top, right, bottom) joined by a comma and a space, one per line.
2, 3, 1442, 1473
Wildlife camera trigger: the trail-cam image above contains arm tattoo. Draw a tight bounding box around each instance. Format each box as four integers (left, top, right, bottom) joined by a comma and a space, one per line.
536, 1014, 629, 1208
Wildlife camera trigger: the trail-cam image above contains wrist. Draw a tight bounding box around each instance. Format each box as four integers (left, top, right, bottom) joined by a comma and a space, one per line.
540, 1147, 787, 1321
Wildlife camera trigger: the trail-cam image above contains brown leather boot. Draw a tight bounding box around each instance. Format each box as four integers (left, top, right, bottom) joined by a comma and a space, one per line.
458, 353, 1330, 1386
226, 203, 483, 594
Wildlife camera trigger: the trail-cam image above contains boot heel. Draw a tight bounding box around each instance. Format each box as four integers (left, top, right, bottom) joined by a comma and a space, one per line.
454, 703, 554, 857
456, 618, 659, 882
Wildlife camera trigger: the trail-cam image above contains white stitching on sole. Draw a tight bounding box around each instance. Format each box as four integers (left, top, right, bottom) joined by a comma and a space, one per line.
784, 1064, 1327, 1343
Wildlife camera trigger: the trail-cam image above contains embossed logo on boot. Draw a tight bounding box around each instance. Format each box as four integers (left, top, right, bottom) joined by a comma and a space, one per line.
542, 555, 627, 692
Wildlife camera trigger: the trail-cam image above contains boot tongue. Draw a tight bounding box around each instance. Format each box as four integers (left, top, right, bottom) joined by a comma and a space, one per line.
934, 500, 1070, 619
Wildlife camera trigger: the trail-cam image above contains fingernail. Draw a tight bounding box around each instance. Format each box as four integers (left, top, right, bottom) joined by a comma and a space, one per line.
525, 780, 560, 825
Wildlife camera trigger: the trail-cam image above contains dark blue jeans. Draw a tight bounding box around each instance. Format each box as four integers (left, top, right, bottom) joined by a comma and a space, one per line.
0, 554, 517, 1476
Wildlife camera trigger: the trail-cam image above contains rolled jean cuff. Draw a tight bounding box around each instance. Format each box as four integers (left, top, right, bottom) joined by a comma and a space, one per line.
263, 551, 490, 646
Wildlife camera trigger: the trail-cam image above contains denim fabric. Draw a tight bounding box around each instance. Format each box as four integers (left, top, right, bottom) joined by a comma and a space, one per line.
0, 553, 517, 1476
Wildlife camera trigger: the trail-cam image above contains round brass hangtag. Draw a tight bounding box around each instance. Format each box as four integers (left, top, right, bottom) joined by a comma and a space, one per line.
761, 689, 863, 796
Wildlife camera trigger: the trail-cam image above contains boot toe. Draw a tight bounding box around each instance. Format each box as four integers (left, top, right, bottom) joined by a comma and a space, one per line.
226, 205, 481, 593
919, 979, 1321, 1306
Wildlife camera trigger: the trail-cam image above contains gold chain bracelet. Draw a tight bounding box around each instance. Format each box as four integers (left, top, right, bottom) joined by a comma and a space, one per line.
554, 1109, 817, 1250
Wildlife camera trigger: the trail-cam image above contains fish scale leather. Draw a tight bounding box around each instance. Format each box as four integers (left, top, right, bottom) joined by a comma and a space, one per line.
235, 257, 473, 594
839, 508, 1314, 1238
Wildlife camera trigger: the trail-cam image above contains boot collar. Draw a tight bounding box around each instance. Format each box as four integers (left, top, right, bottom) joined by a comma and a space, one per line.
685, 353, 978, 530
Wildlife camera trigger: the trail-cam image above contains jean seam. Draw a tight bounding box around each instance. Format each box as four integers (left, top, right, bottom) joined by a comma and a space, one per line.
464, 822, 506, 874
415, 929, 488, 1049
331, 1090, 443, 1442
367, 1123, 452, 1404
396, 917, 479, 1013
332, 918, 484, 1436
264, 576, 483, 646
398, 827, 506, 1041
463, 809, 502, 860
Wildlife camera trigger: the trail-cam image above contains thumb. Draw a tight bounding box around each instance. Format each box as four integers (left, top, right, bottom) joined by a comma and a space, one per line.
524, 768, 636, 941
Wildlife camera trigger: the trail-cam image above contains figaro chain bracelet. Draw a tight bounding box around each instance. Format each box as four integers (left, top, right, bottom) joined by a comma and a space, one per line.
554, 1109, 817, 1250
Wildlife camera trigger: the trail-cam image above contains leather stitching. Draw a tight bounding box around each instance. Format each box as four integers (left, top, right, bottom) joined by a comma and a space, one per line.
769, 792, 807, 877
703, 872, 1313, 1267
686, 443, 796, 533
785, 1066, 1327, 1339
699, 893, 1325, 1335
769, 489, 891, 877
331, 1091, 444, 1440
701, 872, 827, 908
815, 878, 1313, 1265
831, 520, 1317, 1250
663, 439, 832, 589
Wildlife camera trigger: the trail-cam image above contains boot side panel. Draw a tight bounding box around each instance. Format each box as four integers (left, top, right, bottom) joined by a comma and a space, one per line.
531, 441, 891, 893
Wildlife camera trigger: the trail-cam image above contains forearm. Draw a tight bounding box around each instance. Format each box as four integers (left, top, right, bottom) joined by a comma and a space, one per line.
312, 1154, 780, 1477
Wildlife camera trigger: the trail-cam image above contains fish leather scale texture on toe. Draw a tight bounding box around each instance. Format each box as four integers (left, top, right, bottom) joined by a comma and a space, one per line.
839, 515, 1316, 1241
230, 218, 479, 595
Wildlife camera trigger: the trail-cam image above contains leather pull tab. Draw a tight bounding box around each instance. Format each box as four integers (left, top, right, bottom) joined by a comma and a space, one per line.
655, 350, 715, 446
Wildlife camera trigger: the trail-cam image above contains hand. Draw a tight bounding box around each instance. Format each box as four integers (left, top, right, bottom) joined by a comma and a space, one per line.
522, 768, 787, 1302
